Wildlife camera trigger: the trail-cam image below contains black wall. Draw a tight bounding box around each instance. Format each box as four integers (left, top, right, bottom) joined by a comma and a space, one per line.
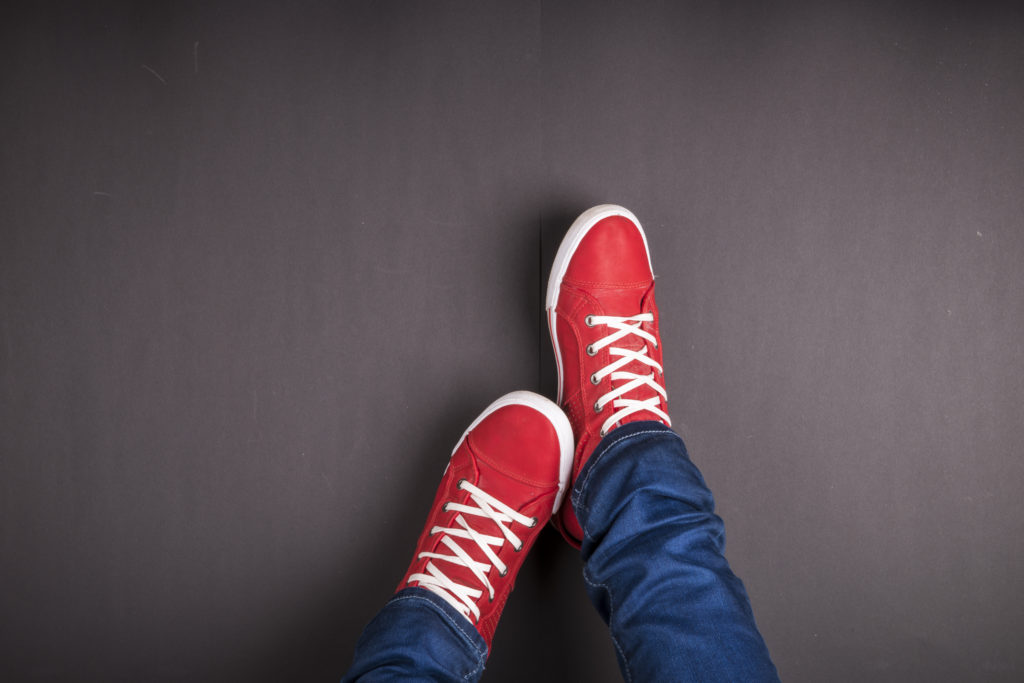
2, 2, 1023, 681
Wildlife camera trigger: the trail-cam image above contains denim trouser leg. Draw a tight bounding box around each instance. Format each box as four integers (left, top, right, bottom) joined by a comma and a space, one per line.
574, 421, 780, 683
342, 587, 487, 682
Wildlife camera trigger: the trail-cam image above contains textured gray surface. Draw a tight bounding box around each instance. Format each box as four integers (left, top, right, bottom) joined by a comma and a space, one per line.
2, 2, 1023, 681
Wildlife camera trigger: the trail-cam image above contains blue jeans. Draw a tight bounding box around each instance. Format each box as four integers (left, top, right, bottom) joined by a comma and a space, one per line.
343, 422, 779, 682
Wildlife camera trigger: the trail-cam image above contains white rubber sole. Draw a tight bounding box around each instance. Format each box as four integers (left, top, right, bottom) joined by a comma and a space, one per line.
450, 391, 575, 514
545, 204, 653, 402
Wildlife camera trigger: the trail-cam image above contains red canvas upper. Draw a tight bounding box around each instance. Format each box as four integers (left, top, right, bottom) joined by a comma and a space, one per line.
398, 400, 566, 651
549, 211, 669, 547
563, 215, 655, 285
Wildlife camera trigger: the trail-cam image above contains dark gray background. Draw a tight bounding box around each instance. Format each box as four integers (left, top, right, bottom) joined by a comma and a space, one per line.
2, 1, 1022, 681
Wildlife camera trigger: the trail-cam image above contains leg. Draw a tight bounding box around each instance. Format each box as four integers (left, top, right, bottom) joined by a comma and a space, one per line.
574, 421, 779, 682
342, 587, 486, 682
546, 205, 779, 680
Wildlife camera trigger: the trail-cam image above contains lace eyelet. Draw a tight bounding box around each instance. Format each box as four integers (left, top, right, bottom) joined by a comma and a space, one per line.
499, 567, 508, 576
594, 401, 603, 413
586, 344, 596, 356
529, 517, 538, 528
442, 502, 450, 511
585, 315, 595, 327
590, 373, 600, 385
600, 429, 608, 437
456, 478, 467, 489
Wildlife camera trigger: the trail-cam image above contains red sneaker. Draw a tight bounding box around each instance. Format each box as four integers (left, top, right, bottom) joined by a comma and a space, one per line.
546, 205, 671, 547
398, 391, 573, 652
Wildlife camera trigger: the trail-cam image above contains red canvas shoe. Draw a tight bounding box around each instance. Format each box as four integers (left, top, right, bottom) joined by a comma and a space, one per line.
546, 205, 671, 547
398, 391, 573, 652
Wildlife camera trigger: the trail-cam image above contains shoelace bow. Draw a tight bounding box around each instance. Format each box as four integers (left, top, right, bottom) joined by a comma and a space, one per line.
407, 479, 537, 622
585, 313, 671, 436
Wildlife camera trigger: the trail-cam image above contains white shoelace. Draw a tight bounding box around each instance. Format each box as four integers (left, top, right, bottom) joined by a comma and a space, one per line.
586, 313, 671, 437
407, 479, 537, 622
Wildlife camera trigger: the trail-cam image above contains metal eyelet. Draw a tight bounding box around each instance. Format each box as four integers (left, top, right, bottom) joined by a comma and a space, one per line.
590, 373, 600, 385
528, 517, 538, 528
599, 428, 608, 437
499, 567, 509, 576
456, 478, 467, 489
585, 315, 595, 327
586, 344, 597, 356
594, 401, 603, 413
442, 502, 450, 511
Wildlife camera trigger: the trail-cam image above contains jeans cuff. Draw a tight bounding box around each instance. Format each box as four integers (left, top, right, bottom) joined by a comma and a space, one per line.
388, 587, 489, 662
571, 420, 680, 528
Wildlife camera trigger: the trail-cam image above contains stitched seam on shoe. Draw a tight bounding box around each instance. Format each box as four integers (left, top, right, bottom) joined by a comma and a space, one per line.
582, 567, 633, 683
386, 593, 487, 673
562, 278, 651, 289
470, 444, 559, 488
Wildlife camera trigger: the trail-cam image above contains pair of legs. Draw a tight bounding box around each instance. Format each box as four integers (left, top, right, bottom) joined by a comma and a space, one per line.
343, 206, 779, 681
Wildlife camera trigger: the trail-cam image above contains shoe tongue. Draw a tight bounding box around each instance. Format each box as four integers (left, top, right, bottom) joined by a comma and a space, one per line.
600, 284, 654, 357
428, 458, 542, 606
428, 494, 501, 605
602, 285, 667, 428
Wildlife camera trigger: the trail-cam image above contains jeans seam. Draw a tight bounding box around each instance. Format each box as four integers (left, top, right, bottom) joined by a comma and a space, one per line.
576, 426, 676, 681
582, 567, 632, 683
386, 592, 487, 677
